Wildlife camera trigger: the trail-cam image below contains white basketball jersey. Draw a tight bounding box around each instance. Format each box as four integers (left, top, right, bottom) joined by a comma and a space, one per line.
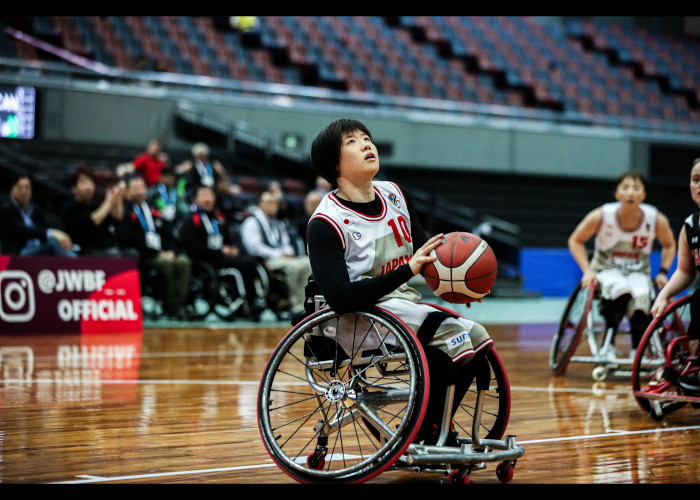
310, 181, 421, 303
591, 202, 658, 274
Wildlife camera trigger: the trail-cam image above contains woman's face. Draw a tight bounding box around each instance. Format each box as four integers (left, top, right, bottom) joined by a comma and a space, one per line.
337, 129, 379, 184
690, 163, 700, 207
73, 174, 95, 203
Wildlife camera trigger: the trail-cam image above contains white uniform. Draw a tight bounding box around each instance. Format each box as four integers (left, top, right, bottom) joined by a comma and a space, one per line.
310, 181, 492, 365
590, 201, 658, 313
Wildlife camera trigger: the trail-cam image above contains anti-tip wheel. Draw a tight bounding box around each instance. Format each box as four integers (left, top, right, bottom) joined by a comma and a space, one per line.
448, 468, 470, 485
496, 461, 514, 483
592, 365, 608, 381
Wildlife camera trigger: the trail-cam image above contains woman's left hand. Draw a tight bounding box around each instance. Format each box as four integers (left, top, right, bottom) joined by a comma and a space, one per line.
409, 233, 444, 275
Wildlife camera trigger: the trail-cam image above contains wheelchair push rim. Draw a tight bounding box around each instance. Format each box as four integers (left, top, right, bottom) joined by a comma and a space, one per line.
550, 282, 595, 376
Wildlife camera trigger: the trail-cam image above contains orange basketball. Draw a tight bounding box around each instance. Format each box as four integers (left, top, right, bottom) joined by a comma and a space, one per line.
421, 231, 497, 304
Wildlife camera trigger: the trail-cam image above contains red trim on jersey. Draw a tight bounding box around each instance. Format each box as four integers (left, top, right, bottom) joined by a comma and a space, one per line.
328, 186, 388, 221
310, 213, 347, 250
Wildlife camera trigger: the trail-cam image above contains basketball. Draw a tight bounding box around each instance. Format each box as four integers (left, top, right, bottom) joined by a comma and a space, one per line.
421, 231, 497, 304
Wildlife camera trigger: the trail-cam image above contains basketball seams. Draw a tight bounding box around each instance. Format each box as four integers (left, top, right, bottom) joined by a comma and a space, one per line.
421, 231, 497, 304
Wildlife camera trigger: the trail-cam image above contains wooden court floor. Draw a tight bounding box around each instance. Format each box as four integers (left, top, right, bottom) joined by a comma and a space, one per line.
1, 316, 699, 486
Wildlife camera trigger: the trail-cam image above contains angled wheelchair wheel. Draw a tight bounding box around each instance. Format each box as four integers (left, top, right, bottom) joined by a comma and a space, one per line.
187, 261, 218, 320
452, 347, 511, 440
632, 295, 694, 418
213, 268, 247, 321
550, 282, 595, 376
258, 306, 430, 484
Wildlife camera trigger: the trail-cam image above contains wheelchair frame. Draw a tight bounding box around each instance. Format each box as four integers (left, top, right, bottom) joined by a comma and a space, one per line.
257, 299, 523, 484
550, 281, 637, 381
631, 294, 699, 421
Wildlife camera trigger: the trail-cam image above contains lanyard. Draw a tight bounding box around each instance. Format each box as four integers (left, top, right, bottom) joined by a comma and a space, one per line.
133, 203, 156, 232
157, 184, 176, 204
194, 160, 213, 179
199, 211, 219, 236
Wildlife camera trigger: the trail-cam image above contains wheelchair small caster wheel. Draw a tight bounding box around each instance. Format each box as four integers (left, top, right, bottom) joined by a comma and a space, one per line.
448, 468, 469, 485
496, 461, 514, 483
307, 451, 326, 470
592, 366, 608, 381
649, 401, 665, 422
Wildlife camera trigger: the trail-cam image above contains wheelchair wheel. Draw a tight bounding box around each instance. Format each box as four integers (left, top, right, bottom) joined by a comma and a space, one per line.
187, 262, 218, 320
213, 269, 247, 321
258, 306, 430, 483
452, 347, 511, 441
632, 295, 694, 418
550, 282, 595, 376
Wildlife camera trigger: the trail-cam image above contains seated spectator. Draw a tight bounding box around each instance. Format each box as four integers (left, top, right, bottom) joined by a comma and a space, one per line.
176, 142, 239, 197
117, 174, 191, 319
132, 138, 169, 188
215, 176, 252, 225
1, 174, 76, 257
180, 184, 268, 321
61, 165, 138, 259
147, 166, 189, 225
240, 190, 312, 315
294, 190, 323, 248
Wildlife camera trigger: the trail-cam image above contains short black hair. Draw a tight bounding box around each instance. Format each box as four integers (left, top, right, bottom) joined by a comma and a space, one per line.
310, 118, 372, 188
10, 173, 31, 190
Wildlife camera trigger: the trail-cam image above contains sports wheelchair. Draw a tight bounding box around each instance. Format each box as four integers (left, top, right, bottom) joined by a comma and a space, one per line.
550, 281, 639, 381
257, 285, 524, 484
631, 294, 700, 421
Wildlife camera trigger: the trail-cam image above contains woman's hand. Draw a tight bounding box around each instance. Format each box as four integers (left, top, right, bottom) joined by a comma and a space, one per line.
409, 233, 444, 275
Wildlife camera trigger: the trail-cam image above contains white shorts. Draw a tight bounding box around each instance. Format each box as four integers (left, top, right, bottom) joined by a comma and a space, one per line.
596, 268, 655, 314
378, 298, 492, 365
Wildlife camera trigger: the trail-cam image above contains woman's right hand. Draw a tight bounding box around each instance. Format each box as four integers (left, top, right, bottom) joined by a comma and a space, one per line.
650, 295, 668, 318
580, 270, 597, 289
409, 233, 444, 275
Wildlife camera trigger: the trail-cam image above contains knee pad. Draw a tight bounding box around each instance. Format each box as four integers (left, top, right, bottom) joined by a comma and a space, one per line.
600, 293, 631, 330
629, 310, 652, 335
629, 310, 652, 347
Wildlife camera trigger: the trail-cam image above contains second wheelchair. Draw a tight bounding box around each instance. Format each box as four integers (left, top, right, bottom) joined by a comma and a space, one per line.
550, 281, 644, 381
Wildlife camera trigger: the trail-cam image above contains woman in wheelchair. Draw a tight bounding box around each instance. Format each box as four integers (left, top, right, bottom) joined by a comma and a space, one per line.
307, 118, 494, 444
568, 171, 676, 358
650, 158, 700, 393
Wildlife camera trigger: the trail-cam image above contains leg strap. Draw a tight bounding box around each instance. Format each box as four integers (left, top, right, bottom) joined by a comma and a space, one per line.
415, 310, 458, 346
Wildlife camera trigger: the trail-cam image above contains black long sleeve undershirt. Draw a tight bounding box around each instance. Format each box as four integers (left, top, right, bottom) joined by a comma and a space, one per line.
307, 189, 428, 313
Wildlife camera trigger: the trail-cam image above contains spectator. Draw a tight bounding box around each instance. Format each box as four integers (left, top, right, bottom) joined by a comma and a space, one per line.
240, 190, 311, 314
180, 184, 268, 321
295, 190, 323, 248
147, 166, 189, 225
176, 142, 238, 195
0, 174, 76, 257
61, 165, 138, 259
117, 174, 191, 319
215, 176, 251, 225
132, 138, 168, 187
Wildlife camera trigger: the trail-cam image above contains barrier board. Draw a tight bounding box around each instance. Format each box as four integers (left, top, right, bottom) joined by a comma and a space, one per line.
0, 255, 142, 334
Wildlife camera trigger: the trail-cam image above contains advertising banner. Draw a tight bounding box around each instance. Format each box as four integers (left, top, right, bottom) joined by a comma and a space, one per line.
0, 255, 142, 334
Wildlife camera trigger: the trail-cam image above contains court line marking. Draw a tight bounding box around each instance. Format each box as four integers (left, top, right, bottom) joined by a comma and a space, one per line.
519, 424, 700, 444
55, 462, 279, 484
53, 424, 700, 484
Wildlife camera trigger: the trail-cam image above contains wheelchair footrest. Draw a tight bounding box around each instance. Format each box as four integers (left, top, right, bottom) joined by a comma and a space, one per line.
404, 435, 524, 467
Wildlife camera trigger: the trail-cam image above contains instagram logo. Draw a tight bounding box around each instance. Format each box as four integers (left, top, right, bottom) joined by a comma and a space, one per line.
0, 270, 35, 322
